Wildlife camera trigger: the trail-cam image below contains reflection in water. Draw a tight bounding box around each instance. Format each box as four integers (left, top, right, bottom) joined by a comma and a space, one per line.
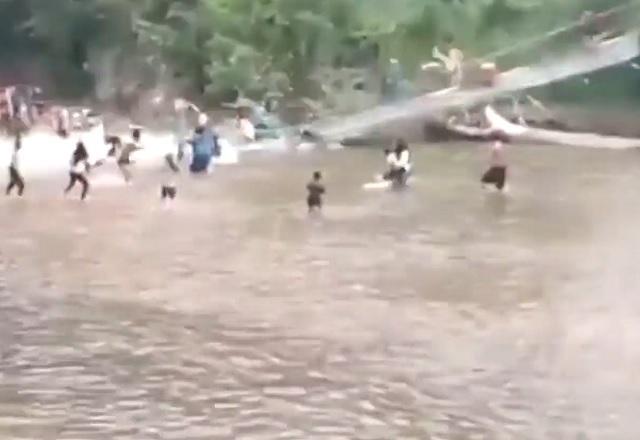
1, 144, 640, 439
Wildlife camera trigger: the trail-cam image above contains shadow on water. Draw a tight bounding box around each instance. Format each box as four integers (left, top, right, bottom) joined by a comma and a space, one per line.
1, 143, 640, 439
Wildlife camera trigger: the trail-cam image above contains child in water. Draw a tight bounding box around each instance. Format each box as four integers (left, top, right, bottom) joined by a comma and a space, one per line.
306, 171, 325, 213
6, 130, 25, 196
481, 131, 509, 192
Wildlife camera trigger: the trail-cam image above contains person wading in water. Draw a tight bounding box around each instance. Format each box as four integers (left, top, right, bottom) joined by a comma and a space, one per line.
387, 138, 412, 188
481, 131, 509, 192
64, 141, 91, 201
6, 130, 25, 197
306, 171, 326, 214
118, 127, 143, 184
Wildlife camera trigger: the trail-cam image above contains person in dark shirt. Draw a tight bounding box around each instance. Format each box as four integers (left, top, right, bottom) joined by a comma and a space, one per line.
105, 135, 121, 157
64, 141, 91, 200
306, 171, 325, 213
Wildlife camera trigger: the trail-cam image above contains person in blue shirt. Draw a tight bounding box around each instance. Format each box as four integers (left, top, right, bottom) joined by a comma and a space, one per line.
189, 119, 216, 173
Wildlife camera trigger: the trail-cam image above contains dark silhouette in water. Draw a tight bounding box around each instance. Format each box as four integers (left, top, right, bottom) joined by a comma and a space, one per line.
306, 171, 325, 213
481, 131, 509, 192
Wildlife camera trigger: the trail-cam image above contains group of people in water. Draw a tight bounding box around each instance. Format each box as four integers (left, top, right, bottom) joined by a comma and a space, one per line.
5, 89, 509, 212
303, 129, 508, 214
4, 107, 225, 202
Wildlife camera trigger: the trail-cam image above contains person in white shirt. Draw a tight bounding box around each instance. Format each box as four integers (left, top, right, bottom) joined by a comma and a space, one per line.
236, 110, 256, 142
64, 141, 91, 200
6, 131, 25, 196
382, 148, 396, 181
388, 138, 412, 187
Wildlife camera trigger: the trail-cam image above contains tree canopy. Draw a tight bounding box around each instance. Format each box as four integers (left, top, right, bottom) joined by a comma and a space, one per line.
0, 0, 637, 103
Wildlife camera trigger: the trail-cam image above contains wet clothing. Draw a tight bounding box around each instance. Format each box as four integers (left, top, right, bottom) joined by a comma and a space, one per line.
386, 168, 411, 189
395, 150, 411, 171
161, 185, 177, 200
383, 152, 396, 180
387, 149, 412, 186
481, 166, 507, 190
306, 180, 325, 210
189, 128, 216, 173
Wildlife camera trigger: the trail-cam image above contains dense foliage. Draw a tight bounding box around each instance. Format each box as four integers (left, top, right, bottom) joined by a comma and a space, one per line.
0, 0, 637, 103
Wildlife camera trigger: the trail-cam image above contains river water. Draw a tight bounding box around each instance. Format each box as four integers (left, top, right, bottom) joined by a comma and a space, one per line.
1, 143, 639, 439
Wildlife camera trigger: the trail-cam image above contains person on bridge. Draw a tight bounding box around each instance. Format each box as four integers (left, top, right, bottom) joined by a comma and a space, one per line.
432, 35, 464, 87
6, 130, 25, 197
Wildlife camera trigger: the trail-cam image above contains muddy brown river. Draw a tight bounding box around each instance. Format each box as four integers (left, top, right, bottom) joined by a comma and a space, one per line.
1, 143, 639, 439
